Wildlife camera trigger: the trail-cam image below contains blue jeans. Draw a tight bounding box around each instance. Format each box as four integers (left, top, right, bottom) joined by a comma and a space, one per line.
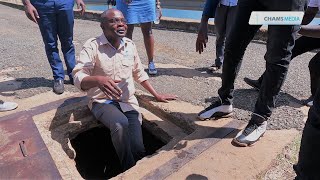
91, 102, 146, 171
32, 0, 75, 81
217, 0, 304, 124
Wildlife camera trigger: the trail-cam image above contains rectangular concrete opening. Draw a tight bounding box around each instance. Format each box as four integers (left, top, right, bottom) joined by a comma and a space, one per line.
70, 125, 166, 179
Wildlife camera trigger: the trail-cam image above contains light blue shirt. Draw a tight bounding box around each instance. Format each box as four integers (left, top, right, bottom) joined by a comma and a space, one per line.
220, 0, 238, 6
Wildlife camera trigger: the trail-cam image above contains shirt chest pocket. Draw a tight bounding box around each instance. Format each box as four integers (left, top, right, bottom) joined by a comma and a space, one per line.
120, 55, 134, 79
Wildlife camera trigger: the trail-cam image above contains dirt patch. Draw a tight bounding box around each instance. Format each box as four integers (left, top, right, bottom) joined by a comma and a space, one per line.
257, 134, 302, 180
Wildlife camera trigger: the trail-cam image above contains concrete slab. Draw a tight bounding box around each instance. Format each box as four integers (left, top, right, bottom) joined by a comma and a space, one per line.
167, 129, 299, 180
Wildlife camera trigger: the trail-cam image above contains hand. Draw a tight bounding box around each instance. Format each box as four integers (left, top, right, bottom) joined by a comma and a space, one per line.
155, 93, 177, 103
76, 0, 86, 16
97, 76, 122, 99
107, 0, 116, 6
24, 3, 39, 24
196, 22, 208, 54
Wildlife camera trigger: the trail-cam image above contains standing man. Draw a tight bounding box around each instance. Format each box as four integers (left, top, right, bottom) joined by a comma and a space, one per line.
197, 0, 238, 71
22, 0, 86, 94
197, 0, 305, 146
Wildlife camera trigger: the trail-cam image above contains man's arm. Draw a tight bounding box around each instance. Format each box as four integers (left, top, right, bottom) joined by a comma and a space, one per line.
202, 0, 220, 18
301, 6, 319, 25
196, 0, 219, 54
299, 25, 320, 38
140, 80, 177, 102
22, 0, 39, 23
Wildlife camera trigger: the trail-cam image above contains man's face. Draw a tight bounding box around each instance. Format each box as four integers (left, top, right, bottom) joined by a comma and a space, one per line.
101, 11, 127, 38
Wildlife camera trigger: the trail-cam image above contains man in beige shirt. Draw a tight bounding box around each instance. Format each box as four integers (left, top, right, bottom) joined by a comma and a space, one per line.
73, 9, 176, 171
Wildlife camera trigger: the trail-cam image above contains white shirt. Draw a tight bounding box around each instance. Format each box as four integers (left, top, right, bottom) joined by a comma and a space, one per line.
220, 0, 238, 6
309, 0, 320, 8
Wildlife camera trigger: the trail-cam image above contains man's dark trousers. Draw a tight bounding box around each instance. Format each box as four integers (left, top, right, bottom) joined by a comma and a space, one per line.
31, 0, 75, 81
257, 36, 320, 99
294, 84, 320, 179
218, 0, 304, 123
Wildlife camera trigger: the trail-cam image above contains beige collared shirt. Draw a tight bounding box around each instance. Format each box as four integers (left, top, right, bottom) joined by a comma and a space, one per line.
73, 34, 149, 111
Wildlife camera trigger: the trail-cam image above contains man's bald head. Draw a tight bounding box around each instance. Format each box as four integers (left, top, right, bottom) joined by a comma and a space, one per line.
100, 9, 123, 23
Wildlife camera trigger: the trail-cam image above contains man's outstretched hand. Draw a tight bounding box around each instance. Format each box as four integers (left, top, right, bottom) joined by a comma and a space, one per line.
155, 94, 177, 103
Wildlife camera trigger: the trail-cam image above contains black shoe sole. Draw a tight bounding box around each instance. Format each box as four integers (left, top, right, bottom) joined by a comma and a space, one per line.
198, 111, 233, 121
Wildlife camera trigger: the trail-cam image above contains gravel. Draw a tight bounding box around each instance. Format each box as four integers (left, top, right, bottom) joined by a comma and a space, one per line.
0, 4, 309, 130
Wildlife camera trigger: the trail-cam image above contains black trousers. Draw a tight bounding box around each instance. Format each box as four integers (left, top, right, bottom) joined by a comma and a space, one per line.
258, 36, 320, 98
294, 86, 320, 179
218, 0, 304, 123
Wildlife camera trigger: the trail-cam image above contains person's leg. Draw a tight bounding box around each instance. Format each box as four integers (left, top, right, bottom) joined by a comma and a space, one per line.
140, 22, 157, 75
126, 24, 134, 40
91, 103, 135, 171
56, 3, 75, 83
294, 87, 320, 179
34, 1, 64, 81
33, 1, 65, 94
245, 36, 320, 90
309, 52, 320, 100
212, 4, 228, 70
123, 110, 146, 161
198, 0, 262, 120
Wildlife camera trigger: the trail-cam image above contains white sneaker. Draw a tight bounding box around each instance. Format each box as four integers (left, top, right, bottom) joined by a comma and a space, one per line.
0, 101, 18, 112
198, 101, 233, 120
148, 62, 157, 75
233, 121, 267, 147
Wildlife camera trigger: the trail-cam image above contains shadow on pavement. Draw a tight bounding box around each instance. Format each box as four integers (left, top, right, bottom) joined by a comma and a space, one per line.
205, 88, 303, 112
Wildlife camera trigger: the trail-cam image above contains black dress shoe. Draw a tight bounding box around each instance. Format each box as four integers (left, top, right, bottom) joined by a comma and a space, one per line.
244, 77, 261, 90
53, 79, 64, 94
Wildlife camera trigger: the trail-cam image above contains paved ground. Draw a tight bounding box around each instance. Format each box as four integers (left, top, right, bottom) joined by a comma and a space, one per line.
0, 4, 310, 130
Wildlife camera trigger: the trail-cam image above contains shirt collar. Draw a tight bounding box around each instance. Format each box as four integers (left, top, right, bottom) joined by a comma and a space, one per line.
99, 34, 125, 50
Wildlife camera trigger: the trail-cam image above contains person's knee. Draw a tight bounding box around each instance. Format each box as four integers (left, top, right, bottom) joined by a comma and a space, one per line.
111, 117, 129, 135
141, 24, 153, 37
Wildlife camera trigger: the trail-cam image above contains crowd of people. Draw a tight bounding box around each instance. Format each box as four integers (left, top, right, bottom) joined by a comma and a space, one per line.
1, 0, 319, 178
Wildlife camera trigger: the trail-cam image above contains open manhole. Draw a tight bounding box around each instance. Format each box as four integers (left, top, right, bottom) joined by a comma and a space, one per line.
70, 124, 166, 179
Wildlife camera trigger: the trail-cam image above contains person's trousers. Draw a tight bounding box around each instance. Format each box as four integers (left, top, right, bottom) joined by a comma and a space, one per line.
217, 0, 304, 123
91, 102, 146, 171
257, 36, 320, 98
294, 85, 320, 179
32, 0, 76, 81
214, 4, 237, 67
